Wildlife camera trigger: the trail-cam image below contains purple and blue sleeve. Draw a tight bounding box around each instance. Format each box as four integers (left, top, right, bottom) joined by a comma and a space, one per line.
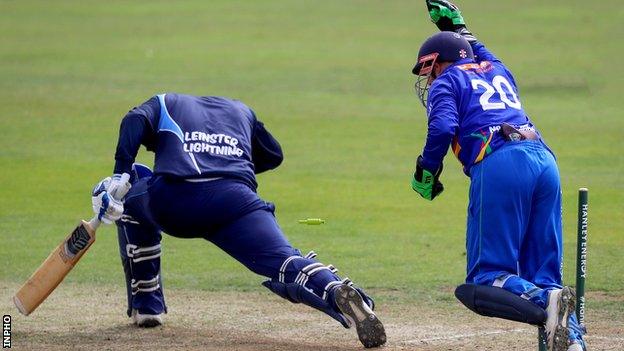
420, 77, 459, 172
113, 96, 160, 174
471, 41, 501, 64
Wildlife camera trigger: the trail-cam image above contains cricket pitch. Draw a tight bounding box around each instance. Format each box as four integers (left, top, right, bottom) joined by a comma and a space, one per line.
2, 282, 622, 351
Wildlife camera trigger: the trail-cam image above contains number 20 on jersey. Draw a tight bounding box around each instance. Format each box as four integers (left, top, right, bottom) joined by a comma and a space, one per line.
471, 75, 522, 111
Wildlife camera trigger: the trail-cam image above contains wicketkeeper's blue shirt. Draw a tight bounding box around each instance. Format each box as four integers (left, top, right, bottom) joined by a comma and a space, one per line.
421, 42, 548, 175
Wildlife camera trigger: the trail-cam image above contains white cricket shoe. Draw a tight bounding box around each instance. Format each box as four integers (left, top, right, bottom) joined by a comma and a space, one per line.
545, 287, 575, 351
334, 284, 386, 348
131, 309, 163, 328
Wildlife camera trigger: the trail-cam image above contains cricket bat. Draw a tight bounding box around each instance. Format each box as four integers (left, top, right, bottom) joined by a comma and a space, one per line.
13, 173, 130, 316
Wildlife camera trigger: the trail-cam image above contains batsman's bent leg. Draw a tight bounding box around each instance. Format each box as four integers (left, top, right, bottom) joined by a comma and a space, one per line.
209, 208, 386, 348
117, 176, 166, 326
118, 217, 166, 323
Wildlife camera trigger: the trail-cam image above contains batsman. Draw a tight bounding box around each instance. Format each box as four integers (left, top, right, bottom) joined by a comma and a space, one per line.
91, 93, 386, 348
409, 1, 586, 350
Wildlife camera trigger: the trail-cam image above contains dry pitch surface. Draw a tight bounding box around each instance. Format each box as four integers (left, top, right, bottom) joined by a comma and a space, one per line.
2, 283, 622, 351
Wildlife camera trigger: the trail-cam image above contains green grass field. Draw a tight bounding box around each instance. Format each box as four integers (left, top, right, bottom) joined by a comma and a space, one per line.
1, 0, 622, 322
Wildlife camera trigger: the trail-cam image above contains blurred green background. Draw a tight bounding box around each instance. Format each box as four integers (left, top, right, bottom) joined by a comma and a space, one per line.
1, 0, 622, 310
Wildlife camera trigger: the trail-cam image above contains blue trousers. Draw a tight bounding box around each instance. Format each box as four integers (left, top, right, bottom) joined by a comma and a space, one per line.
466, 140, 563, 308
117, 176, 352, 323
148, 176, 298, 278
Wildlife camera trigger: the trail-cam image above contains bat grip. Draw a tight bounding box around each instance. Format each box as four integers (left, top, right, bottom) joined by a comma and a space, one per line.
87, 216, 101, 231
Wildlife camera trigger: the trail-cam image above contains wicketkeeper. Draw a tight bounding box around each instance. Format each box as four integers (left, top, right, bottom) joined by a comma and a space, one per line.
409, 1, 586, 350
91, 93, 386, 348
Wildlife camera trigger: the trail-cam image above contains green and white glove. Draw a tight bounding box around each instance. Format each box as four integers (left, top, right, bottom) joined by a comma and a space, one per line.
425, 0, 476, 43
411, 156, 444, 201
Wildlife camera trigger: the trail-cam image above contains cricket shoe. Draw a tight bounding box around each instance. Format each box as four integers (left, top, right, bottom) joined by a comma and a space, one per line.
568, 320, 587, 350
132, 309, 163, 328
544, 287, 576, 351
567, 342, 585, 351
334, 284, 386, 348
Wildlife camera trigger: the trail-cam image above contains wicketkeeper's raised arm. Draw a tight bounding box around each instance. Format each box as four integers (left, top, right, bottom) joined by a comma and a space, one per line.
114, 96, 159, 175
425, 0, 501, 64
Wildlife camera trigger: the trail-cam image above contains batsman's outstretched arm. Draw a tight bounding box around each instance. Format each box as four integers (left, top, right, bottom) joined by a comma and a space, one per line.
14, 173, 131, 316
114, 96, 159, 175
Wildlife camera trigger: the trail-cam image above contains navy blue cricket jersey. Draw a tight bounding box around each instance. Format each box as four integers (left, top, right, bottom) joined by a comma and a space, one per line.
114, 93, 283, 189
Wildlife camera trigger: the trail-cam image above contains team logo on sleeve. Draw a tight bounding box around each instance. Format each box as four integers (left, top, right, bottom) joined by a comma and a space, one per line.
183, 131, 244, 157
456, 61, 493, 73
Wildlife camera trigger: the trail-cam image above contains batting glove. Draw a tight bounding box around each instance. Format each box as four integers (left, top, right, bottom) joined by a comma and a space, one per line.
107, 173, 132, 200
91, 177, 126, 224
411, 156, 444, 201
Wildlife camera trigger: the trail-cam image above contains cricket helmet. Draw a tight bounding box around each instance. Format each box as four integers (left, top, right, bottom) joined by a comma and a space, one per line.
412, 31, 474, 106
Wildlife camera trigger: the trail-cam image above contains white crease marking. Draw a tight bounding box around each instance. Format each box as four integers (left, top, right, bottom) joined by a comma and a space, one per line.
586, 335, 624, 342
403, 328, 528, 344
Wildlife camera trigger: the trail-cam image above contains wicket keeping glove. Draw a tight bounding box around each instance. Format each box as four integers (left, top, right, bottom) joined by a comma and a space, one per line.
425, 0, 477, 43
91, 175, 130, 224
411, 156, 444, 201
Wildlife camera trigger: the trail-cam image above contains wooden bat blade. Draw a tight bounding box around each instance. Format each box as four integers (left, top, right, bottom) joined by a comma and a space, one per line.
13, 220, 97, 316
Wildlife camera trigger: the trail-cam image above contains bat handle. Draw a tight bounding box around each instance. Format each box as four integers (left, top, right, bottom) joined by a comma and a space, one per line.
110, 173, 131, 199
87, 216, 101, 231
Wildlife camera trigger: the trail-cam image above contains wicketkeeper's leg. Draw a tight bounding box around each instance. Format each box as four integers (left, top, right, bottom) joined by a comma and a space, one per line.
465, 143, 558, 309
